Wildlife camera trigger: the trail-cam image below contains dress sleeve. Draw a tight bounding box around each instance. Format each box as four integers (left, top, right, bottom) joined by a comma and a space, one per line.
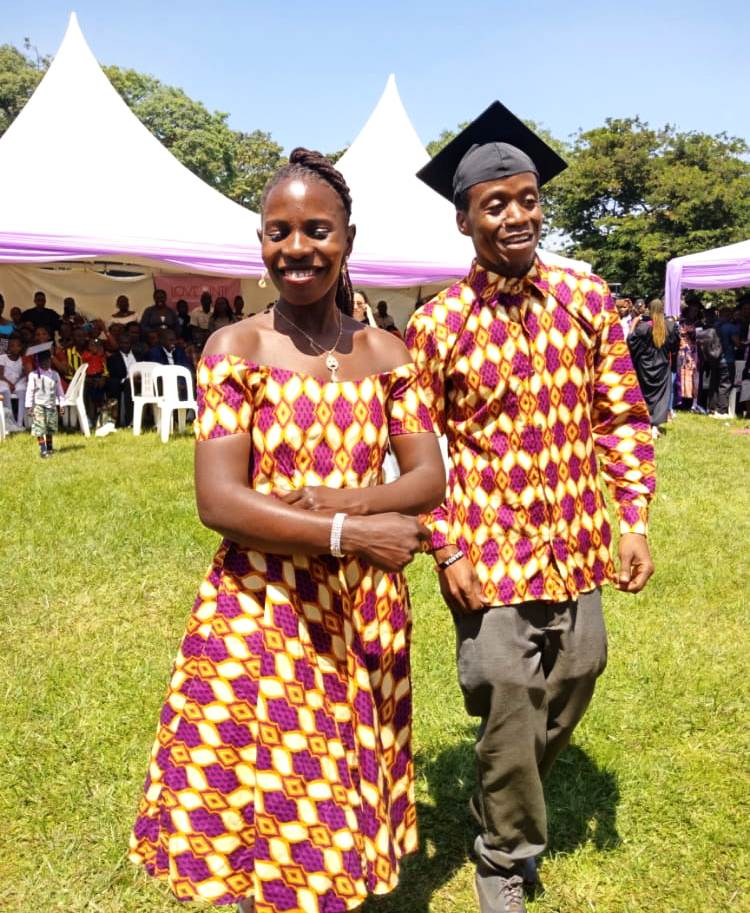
194, 355, 257, 441
385, 363, 435, 436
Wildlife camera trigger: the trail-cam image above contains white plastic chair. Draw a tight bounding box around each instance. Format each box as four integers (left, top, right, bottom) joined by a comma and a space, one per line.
153, 365, 197, 443
61, 363, 90, 437
129, 362, 162, 435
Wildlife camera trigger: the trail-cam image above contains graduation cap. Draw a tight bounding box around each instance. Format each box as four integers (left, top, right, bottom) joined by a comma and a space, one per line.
417, 101, 567, 204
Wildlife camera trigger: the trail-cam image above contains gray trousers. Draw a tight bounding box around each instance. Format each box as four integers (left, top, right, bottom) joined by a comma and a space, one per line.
453, 589, 607, 870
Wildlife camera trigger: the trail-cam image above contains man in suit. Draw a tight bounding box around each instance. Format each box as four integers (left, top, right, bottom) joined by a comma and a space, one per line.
145, 329, 193, 370
107, 332, 138, 427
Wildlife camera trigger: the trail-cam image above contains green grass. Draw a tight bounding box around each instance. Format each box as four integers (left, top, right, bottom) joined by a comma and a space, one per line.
1, 414, 749, 912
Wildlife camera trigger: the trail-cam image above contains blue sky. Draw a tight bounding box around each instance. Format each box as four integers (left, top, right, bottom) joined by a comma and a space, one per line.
4, 0, 748, 153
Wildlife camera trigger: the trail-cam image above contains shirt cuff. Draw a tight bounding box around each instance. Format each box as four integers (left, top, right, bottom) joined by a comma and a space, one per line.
420, 510, 452, 551
618, 504, 649, 537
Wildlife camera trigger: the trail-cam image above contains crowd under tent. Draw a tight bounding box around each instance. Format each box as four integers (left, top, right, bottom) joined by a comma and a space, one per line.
664, 238, 750, 316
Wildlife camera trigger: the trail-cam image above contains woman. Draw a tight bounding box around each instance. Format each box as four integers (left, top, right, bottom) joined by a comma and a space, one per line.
677, 305, 699, 410
0, 294, 14, 355
110, 294, 139, 324
628, 298, 679, 435
208, 296, 235, 333
130, 148, 445, 913
352, 288, 376, 326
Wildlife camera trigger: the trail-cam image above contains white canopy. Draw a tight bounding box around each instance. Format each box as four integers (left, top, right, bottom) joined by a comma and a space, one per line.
0, 13, 262, 272
336, 74, 590, 297
664, 238, 750, 316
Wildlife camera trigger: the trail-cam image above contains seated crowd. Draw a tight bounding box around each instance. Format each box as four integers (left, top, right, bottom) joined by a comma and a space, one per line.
0, 288, 246, 432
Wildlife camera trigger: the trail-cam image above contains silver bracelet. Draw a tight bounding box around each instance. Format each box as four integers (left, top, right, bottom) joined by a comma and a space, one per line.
330, 512, 347, 558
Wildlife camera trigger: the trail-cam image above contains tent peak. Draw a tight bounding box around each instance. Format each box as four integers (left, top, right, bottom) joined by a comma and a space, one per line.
62, 11, 85, 48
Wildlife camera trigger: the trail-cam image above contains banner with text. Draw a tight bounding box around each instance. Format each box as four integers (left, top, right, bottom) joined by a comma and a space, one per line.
154, 275, 242, 311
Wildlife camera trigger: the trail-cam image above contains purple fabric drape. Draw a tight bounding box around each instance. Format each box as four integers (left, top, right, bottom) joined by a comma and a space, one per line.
0, 230, 464, 288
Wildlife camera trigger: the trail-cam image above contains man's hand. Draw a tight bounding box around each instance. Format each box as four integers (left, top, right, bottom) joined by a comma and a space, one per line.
435, 547, 489, 613
617, 533, 654, 593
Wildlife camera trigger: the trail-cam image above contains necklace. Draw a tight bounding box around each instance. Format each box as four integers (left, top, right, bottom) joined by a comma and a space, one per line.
275, 305, 344, 381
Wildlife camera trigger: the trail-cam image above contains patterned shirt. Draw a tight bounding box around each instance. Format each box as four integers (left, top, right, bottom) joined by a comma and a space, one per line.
406, 258, 656, 606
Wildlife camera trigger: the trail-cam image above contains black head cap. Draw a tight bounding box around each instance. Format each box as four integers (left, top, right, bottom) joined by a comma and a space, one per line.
417, 100, 567, 205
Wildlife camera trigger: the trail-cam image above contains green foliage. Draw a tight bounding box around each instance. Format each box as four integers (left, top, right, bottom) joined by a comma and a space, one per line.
229, 129, 285, 210
544, 118, 750, 295
325, 147, 348, 164
426, 121, 469, 157
1, 415, 749, 912
104, 66, 283, 209
0, 43, 46, 136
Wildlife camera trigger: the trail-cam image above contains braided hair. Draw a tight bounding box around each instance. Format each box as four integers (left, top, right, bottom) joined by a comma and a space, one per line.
261, 148, 354, 316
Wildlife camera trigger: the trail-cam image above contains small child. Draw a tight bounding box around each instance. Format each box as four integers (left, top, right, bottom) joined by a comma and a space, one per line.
82, 338, 109, 422
24, 348, 64, 458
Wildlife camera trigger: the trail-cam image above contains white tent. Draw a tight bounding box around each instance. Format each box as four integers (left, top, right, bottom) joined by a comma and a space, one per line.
664, 238, 750, 317
0, 13, 267, 319
337, 75, 590, 325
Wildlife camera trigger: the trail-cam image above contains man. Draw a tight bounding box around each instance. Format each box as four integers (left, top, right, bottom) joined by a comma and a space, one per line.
375, 299, 400, 334
146, 328, 192, 370
140, 288, 177, 334
711, 306, 741, 415
107, 332, 138, 426
175, 299, 194, 344
407, 102, 656, 913
21, 291, 61, 336
615, 297, 633, 337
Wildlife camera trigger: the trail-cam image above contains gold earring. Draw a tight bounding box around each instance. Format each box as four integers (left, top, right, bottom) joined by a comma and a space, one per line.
258, 270, 269, 289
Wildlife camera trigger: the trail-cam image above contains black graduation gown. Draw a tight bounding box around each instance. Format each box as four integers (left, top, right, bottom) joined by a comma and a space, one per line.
627, 319, 679, 426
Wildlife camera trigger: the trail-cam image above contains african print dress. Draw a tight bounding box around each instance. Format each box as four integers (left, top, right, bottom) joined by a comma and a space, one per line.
130, 354, 434, 912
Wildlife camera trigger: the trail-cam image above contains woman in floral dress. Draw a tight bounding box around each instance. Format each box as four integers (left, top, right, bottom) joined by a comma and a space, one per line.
130, 149, 445, 913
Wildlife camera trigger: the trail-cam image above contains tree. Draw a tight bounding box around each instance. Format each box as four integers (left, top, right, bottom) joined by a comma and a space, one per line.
544, 118, 750, 295
229, 130, 285, 211
0, 43, 47, 137
104, 65, 285, 210
426, 122, 469, 157
104, 66, 242, 194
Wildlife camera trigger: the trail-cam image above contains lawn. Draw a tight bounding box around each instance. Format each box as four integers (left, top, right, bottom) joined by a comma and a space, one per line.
1, 414, 749, 913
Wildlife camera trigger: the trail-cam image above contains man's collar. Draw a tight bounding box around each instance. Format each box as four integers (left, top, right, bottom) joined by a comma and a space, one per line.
467, 256, 551, 303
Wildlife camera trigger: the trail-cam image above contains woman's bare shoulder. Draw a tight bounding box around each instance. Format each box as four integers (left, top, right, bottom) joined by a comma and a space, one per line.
350, 319, 411, 373
201, 312, 273, 360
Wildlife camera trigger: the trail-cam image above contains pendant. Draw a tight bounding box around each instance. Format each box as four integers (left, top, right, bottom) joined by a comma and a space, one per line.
325, 352, 339, 381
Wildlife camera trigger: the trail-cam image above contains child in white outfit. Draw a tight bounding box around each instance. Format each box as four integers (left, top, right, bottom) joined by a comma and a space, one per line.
25, 349, 64, 457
